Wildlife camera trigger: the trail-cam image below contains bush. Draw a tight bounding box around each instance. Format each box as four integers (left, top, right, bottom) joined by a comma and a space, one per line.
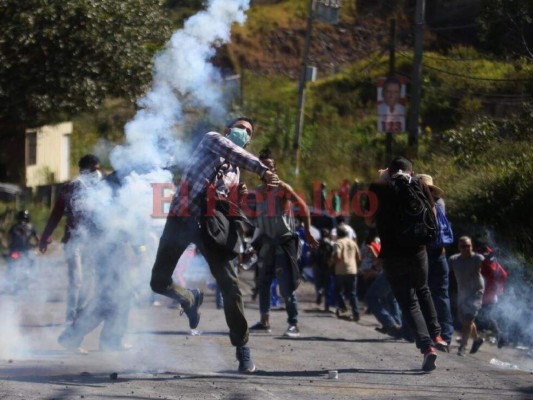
417, 110, 533, 263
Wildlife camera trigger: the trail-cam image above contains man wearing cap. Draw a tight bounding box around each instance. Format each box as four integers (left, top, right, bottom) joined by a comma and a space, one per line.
417, 174, 455, 350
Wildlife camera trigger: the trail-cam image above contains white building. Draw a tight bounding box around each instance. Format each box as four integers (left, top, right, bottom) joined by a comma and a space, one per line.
25, 122, 72, 187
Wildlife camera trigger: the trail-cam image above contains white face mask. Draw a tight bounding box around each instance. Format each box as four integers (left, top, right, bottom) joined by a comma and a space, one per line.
80, 169, 102, 186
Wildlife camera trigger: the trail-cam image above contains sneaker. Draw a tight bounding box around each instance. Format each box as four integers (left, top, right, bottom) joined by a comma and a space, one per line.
284, 325, 300, 338
433, 336, 450, 353
497, 335, 506, 349
422, 346, 437, 372
457, 345, 466, 356
236, 346, 256, 373
249, 321, 271, 333
182, 289, 204, 329
352, 314, 360, 322
470, 337, 484, 354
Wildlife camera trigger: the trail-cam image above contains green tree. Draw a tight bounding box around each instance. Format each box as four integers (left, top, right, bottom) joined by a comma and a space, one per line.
478, 0, 533, 59
0, 0, 171, 127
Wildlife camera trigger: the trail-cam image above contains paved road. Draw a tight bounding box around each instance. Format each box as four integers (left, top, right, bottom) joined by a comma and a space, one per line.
0, 251, 532, 400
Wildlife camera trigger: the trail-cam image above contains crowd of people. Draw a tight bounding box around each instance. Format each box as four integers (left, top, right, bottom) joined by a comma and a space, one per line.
2, 117, 515, 374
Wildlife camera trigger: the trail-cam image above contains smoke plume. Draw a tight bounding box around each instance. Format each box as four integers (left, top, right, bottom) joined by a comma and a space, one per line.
1, 0, 250, 365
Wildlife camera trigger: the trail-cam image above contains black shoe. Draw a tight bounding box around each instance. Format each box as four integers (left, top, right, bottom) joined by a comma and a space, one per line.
249, 321, 271, 333
352, 314, 360, 322
497, 335, 506, 349
422, 347, 437, 372
457, 345, 466, 357
470, 337, 484, 354
182, 289, 203, 329
236, 346, 256, 373
387, 326, 404, 339
335, 308, 348, 318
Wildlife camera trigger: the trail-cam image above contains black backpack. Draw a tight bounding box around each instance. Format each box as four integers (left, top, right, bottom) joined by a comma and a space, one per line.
391, 174, 438, 247
314, 239, 334, 269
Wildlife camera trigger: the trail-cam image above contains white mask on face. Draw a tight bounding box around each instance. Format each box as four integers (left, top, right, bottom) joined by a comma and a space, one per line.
79, 169, 102, 186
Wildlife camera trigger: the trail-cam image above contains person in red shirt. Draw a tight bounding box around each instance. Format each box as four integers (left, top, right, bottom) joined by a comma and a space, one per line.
477, 245, 508, 348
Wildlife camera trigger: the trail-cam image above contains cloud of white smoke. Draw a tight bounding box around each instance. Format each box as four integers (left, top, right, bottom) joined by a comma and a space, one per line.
0, 0, 250, 365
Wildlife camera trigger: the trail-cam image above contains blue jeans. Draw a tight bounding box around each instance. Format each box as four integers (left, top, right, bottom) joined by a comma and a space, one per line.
271, 278, 281, 307
427, 249, 454, 344
365, 272, 402, 328
258, 251, 298, 325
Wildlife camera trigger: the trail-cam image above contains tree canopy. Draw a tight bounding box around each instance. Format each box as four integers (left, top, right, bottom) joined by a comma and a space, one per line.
478, 0, 533, 59
0, 0, 171, 126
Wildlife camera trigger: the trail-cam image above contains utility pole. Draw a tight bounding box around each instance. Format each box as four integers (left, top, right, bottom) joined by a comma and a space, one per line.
385, 18, 396, 165
293, 0, 315, 176
408, 0, 425, 156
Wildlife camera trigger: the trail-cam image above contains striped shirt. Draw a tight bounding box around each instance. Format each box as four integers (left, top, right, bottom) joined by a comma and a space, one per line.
169, 131, 268, 217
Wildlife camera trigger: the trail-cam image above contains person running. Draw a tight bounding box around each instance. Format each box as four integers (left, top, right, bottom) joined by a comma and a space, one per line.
449, 236, 485, 356
365, 156, 444, 372
417, 174, 454, 350
249, 148, 318, 337
332, 224, 362, 321
150, 117, 279, 373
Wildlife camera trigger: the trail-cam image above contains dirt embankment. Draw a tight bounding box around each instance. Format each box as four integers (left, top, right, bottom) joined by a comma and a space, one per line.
217, 14, 406, 78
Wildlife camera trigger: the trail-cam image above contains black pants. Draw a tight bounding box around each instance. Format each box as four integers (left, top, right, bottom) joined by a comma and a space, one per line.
150, 216, 248, 347
383, 249, 441, 352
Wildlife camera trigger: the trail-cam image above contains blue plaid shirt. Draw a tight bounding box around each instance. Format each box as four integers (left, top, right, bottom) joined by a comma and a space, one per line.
170, 132, 268, 217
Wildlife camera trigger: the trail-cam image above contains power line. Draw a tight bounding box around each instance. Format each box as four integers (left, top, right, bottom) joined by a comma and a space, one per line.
423, 84, 532, 102
422, 63, 533, 82
420, 52, 496, 62
428, 23, 477, 32
400, 50, 495, 63
426, 11, 526, 32
397, 52, 533, 82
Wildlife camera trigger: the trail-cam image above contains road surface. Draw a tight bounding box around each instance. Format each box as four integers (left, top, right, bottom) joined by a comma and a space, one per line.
0, 248, 531, 400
